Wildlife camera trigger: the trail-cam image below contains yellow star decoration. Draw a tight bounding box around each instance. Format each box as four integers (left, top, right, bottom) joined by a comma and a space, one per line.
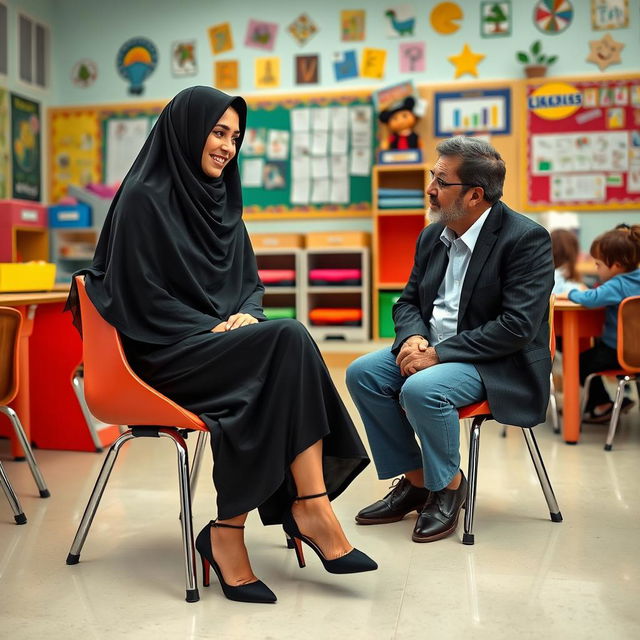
586, 33, 624, 72
448, 44, 485, 79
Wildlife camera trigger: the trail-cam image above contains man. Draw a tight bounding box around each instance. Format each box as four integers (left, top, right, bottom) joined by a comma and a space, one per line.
346, 136, 554, 543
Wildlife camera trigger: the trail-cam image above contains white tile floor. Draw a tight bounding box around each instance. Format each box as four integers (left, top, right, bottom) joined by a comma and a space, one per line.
1, 363, 639, 640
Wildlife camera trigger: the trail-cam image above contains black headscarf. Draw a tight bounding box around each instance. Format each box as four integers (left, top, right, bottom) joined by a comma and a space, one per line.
67, 86, 266, 344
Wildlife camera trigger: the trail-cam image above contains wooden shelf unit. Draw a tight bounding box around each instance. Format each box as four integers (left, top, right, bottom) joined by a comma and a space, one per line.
373, 164, 428, 339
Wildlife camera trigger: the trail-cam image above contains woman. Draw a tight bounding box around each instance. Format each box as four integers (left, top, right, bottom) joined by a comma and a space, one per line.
67, 86, 376, 604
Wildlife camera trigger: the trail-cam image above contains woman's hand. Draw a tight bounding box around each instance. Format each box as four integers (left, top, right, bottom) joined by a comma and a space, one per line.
212, 313, 259, 332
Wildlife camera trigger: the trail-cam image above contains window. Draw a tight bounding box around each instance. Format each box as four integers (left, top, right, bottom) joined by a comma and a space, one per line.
18, 12, 49, 88
0, 3, 7, 76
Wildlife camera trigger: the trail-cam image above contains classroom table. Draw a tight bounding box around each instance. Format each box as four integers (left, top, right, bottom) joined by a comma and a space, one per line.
554, 300, 605, 444
0, 289, 119, 457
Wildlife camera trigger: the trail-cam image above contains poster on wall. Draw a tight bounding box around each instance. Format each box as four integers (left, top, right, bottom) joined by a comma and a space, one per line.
11, 93, 41, 202
525, 78, 640, 209
0, 89, 9, 199
434, 88, 511, 137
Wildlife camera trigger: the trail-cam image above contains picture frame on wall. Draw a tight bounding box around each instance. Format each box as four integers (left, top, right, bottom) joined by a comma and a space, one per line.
480, 1, 512, 38
591, 0, 628, 30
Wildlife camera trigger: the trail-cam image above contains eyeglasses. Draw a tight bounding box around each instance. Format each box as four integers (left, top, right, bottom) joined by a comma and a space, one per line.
428, 170, 477, 189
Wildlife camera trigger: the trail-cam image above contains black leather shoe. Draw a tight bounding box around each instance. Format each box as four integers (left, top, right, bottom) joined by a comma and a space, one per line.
356, 476, 431, 525
412, 471, 467, 543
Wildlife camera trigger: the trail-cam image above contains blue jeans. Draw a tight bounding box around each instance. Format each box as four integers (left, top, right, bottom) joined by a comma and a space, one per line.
346, 347, 486, 491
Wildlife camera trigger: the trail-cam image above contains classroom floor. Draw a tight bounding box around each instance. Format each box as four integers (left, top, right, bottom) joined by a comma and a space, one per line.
1, 357, 639, 640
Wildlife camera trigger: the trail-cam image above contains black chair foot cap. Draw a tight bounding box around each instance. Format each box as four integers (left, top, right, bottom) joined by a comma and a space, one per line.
14, 513, 27, 525
39, 489, 51, 498
14, 456, 26, 462
551, 512, 563, 523
285, 536, 295, 549
94, 447, 103, 453
185, 588, 200, 603
565, 441, 577, 445
66, 553, 80, 565
604, 444, 612, 451
553, 428, 560, 434
462, 533, 474, 545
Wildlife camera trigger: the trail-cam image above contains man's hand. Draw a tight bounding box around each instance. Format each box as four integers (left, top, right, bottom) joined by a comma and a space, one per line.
395, 335, 429, 370
397, 346, 440, 377
212, 313, 259, 332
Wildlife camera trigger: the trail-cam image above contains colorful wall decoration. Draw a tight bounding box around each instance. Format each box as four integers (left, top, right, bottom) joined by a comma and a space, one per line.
11, 93, 41, 201
116, 37, 158, 95
434, 88, 511, 137
0, 89, 10, 199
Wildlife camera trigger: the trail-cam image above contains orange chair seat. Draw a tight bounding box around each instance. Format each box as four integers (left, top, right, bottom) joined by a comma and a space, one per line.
458, 400, 491, 420
592, 369, 629, 378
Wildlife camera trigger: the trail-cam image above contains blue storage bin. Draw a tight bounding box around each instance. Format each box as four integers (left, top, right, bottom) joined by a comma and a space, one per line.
48, 203, 92, 228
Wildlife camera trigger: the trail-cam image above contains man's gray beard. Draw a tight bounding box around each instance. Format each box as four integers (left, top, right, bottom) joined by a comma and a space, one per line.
427, 200, 466, 225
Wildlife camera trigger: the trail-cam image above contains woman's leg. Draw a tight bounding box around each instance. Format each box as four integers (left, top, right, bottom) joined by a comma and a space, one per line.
289, 439, 353, 560
210, 512, 259, 586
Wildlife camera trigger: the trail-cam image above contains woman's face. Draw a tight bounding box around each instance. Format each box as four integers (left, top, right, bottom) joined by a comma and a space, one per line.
201, 106, 240, 178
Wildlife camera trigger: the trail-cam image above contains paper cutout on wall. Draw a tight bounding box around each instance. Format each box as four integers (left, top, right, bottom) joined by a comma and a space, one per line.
288, 13, 318, 46
11, 93, 41, 201
255, 57, 280, 89
384, 4, 416, 37
171, 41, 197, 76
341, 10, 365, 41
361, 48, 386, 79
295, 55, 319, 84
333, 51, 358, 81
448, 44, 485, 79
243, 128, 266, 156
208, 23, 233, 54
480, 1, 511, 37
245, 20, 278, 51
430, 2, 463, 34
586, 33, 625, 71
215, 60, 239, 90
399, 42, 424, 72
592, 0, 628, 30
534, 0, 573, 34
116, 38, 158, 95
71, 59, 98, 87
0, 89, 10, 199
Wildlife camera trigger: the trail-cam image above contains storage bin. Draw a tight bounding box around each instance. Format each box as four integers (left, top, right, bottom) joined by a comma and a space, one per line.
309, 268, 362, 285
258, 269, 296, 285
378, 291, 402, 338
309, 308, 363, 326
305, 231, 370, 248
0, 262, 56, 292
264, 307, 296, 320
250, 233, 304, 249
48, 203, 92, 228
0, 199, 47, 228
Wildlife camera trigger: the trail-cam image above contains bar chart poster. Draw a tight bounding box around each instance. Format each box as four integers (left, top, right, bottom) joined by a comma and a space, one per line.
434, 88, 511, 137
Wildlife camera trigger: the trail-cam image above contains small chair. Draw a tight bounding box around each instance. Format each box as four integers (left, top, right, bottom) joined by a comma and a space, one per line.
0, 306, 50, 524
580, 295, 640, 451
458, 297, 562, 544
65, 277, 208, 603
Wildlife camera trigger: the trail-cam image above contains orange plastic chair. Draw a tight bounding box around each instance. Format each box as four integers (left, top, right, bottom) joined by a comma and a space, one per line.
66, 277, 208, 603
456, 296, 562, 544
0, 306, 50, 524
580, 295, 640, 451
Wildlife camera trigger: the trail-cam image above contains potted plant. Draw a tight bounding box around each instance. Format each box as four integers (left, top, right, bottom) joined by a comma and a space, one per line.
516, 40, 557, 78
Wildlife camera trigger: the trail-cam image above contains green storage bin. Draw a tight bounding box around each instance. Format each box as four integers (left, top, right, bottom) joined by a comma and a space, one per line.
378, 291, 402, 338
264, 307, 296, 320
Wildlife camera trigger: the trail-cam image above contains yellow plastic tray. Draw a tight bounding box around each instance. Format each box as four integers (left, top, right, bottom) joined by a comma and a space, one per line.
0, 262, 56, 292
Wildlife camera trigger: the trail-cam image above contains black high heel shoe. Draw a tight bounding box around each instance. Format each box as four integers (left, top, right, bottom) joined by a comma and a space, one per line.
282, 492, 378, 574
195, 521, 277, 603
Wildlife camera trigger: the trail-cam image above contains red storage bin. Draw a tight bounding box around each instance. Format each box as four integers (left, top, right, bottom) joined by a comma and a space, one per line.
308, 268, 362, 285
309, 308, 363, 325
258, 269, 296, 285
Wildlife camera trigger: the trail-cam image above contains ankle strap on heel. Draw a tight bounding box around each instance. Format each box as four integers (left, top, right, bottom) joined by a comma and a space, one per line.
211, 520, 245, 529
295, 492, 328, 501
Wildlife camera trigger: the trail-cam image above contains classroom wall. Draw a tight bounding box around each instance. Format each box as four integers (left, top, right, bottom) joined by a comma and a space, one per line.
11, 0, 640, 245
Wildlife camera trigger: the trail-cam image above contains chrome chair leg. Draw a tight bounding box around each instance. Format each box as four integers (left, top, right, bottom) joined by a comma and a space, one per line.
521, 428, 562, 522
189, 431, 208, 501
0, 406, 50, 498
0, 461, 27, 524
604, 377, 629, 451
463, 417, 483, 545
580, 373, 598, 422
71, 370, 106, 452
549, 373, 560, 434
66, 430, 135, 564
159, 429, 199, 603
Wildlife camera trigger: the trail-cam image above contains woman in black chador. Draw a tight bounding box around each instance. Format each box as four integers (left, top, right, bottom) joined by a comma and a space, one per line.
67, 86, 376, 604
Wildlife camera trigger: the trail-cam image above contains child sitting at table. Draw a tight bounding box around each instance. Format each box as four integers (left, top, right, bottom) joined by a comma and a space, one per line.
551, 229, 586, 295
559, 224, 640, 423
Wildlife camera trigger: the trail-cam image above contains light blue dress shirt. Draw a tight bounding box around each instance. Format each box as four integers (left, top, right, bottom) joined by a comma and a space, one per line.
428, 207, 492, 346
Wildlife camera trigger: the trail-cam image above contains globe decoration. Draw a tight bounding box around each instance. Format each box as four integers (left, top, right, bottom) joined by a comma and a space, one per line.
116, 38, 158, 95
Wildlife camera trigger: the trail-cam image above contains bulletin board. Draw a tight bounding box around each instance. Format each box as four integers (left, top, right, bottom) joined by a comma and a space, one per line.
241, 89, 375, 219
522, 73, 640, 211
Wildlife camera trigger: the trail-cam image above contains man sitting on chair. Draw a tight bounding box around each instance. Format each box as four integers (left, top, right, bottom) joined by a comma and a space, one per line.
346, 136, 554, 543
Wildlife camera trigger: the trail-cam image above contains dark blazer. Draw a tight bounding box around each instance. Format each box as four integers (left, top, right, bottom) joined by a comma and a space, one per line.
391, 201, 554, 428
